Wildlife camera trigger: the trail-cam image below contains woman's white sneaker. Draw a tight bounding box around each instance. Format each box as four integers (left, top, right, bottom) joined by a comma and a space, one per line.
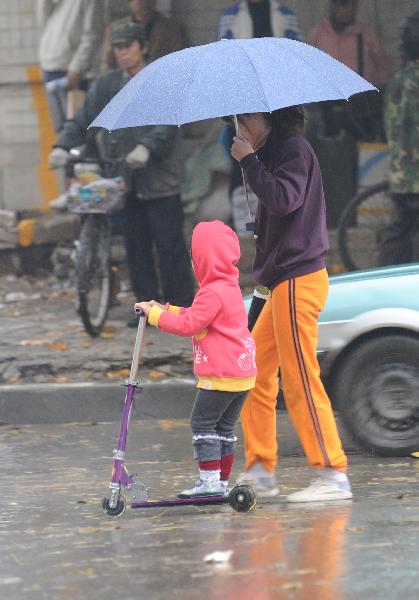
236, 462, 279, 498
286, 478, 353, 503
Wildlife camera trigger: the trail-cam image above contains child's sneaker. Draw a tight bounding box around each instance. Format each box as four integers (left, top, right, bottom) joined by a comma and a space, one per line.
177, 478, 225, 499
220, 481, 230, 497
236, 462, 279, 498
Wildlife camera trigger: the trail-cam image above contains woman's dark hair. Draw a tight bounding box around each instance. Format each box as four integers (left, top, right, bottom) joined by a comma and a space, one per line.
221, 107, 305, 137
266, 106, 306, 137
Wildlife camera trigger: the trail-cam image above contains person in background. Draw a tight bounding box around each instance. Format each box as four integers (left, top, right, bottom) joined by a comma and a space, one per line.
37, 0, 103, 133
218, 0, 301, 236
218, 0, 300, 41
101, 0, 188, 71
378, 11, 419, 266
308, 0, 391, 87
226, 107, 352, 502
308, 0, 392, 141
48, 23, 194, 324
136, 221, 256, 498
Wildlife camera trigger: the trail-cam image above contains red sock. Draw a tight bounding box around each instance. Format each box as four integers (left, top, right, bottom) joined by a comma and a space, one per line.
198, 459, 220, 471
220, 453, 234, 481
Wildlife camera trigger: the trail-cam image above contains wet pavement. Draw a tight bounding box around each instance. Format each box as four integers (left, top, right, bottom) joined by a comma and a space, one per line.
0, 272, 193, 386
1, 244, 418, 599
1, 420, 418, 600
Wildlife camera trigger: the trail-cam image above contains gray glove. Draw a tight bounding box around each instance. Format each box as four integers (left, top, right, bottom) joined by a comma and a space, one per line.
126, 144, 150, 169
48, 147, 70, 169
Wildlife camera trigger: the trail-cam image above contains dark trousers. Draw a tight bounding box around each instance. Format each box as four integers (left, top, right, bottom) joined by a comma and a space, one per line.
123, 192, 194, 306
378, 193, 419, 266
190, 389, 249, 462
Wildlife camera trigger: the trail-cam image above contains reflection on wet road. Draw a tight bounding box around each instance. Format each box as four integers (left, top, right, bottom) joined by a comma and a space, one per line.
1, 420, 418, 599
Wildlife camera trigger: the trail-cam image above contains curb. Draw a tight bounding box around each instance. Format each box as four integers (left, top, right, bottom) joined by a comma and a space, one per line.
0, 380, 362, 455
0, 379, 197, 424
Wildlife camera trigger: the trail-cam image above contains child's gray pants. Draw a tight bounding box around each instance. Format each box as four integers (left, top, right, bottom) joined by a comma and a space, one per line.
190, 389, 249, 462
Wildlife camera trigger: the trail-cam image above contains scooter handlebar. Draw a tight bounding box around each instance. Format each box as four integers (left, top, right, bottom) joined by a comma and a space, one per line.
135, 307, 146, 317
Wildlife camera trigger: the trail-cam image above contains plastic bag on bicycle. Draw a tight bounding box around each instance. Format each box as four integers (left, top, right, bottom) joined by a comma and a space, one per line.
69, 177, 126, 214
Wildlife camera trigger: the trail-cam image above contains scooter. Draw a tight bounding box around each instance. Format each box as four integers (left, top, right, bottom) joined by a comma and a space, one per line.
102, 309, 257, 517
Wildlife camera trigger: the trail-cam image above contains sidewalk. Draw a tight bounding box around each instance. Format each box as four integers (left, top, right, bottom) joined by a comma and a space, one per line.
0, 271, 193, 387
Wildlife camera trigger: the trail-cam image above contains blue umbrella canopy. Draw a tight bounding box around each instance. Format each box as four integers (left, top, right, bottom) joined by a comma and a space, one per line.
90, 37, 377, 130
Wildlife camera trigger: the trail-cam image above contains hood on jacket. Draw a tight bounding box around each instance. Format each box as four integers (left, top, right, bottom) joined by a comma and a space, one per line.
191, 221, 240, 286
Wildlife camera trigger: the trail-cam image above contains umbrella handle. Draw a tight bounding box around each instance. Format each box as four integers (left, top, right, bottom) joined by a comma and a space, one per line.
234, 115, 257, 237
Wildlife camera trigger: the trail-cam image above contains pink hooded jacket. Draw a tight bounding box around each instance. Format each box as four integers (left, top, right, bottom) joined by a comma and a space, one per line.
148, 221, 256, 392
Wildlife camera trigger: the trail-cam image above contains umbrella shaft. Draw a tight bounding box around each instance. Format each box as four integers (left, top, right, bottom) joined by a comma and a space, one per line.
234, 115, 252, 223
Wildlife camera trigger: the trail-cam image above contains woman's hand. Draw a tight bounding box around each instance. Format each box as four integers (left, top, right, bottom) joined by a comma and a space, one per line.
231, 135, 255, 162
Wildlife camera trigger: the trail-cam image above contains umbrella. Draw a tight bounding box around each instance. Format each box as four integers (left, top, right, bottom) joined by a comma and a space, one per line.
91, 37, 376, 130
90, 37, 376, 229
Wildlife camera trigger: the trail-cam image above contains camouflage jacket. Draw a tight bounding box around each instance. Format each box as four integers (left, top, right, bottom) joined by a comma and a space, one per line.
385, 60, 419, 194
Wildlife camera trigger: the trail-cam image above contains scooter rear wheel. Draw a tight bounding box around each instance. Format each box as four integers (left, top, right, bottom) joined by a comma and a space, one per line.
228, 484, 257, 512
102, 495, 126, 517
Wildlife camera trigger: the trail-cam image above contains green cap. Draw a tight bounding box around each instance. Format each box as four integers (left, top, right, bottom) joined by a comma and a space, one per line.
111, 22, 147, 45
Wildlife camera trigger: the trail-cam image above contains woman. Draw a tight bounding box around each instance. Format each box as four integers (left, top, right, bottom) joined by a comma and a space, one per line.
228, 107, 352, 502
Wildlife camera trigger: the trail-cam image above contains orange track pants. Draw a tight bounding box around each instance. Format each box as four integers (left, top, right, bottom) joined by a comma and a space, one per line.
241, 269, 348, 473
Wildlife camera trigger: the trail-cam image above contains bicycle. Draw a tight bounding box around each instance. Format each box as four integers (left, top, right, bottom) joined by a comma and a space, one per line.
337, 180, 393, 271
65, 149, 125, 337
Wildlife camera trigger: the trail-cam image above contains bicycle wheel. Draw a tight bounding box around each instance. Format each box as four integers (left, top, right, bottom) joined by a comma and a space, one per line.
75, 214, 112, 337
338, 181, 392, 271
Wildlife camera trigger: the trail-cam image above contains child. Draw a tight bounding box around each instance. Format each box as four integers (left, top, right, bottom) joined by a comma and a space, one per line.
136, 220, 256, 498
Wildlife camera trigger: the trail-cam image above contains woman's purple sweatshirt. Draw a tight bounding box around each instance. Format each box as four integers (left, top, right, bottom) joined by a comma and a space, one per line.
240, 133, 329, 289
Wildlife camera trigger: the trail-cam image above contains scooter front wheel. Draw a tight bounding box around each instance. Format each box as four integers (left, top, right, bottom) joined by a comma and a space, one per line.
102, 495, 126, 518
228, 484, 257, 512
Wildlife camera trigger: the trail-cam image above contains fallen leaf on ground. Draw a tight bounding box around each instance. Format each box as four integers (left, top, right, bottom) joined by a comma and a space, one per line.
20, 338, 50, 346
106, 368, 130, 380
158, 420, 189, 431
18, 339, 66, 351
49, 375, 69, 383
148, 370, 166, 380
47, 341, 67, 351
6, 377, 22, 385
100, 330, 116, 339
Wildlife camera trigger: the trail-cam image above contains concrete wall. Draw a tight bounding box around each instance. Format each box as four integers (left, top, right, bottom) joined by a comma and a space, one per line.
0, 1, 47, 211
0, 0, 418, 213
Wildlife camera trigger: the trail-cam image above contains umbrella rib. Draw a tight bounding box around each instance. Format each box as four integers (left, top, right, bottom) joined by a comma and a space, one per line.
236, 42, 272, 112
285, 42, 353, 99
113, 62, 164, 129
175, 67, 199, 125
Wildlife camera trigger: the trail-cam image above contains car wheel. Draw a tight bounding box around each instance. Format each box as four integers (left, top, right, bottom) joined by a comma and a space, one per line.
334, 334, 419, 456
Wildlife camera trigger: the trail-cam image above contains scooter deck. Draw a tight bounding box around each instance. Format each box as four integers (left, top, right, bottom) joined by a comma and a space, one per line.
131, 495, 230, 509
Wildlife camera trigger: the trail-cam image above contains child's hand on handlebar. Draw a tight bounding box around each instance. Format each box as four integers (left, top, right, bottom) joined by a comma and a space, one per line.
135, 301, 153, 316
149, 300, 167, 310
